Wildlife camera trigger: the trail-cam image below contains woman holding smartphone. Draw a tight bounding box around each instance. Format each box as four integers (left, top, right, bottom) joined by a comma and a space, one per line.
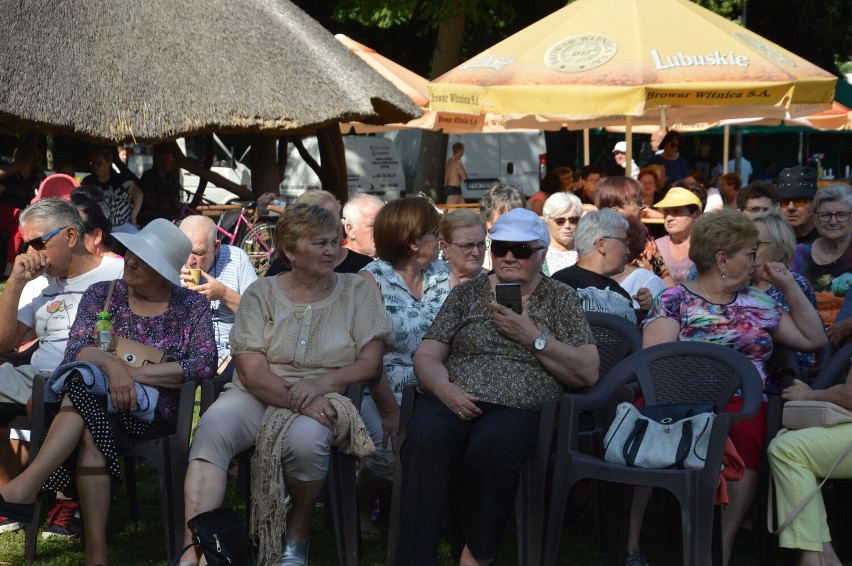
393, 208, 599, 566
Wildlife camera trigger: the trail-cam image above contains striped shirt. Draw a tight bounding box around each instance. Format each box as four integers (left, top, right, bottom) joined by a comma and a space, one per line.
209, 245, 258, 365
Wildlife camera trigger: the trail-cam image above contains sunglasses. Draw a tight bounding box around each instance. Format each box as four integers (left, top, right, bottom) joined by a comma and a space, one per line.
781, 198, 809, 208
21, 227, 67, 252
490, 241, 545, 259
551, 216, 581, 226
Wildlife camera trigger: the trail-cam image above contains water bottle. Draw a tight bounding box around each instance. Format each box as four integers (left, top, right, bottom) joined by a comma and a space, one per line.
95, 311, 113, 351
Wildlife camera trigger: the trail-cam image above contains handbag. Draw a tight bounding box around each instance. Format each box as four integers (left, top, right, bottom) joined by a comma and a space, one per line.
782, 400, 852, 429
102, 280, 169, 367
604, 402, 715, 469
767, 399, 852, 534
169, 507, 256, 566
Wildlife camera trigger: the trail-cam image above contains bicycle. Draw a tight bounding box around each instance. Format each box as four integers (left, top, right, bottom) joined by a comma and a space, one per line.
174, 191, 275, 275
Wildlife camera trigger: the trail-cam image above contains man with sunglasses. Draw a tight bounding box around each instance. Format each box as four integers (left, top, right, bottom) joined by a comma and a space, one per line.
778, 166, 819, 244
0, 198, 123, 536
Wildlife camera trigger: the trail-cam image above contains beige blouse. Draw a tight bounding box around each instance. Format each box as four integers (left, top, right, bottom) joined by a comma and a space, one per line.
230, 273, 392, 386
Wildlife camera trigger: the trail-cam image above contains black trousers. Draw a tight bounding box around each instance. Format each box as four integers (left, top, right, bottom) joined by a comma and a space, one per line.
394, 393, 539, 566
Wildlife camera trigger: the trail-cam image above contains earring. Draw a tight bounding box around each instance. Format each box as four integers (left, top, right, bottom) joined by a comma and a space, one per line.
720, 267, 726, 279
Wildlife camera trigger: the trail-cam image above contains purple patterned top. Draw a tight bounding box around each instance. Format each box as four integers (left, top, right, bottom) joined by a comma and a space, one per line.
63, 280, 216, 426
642, 284, 783, 380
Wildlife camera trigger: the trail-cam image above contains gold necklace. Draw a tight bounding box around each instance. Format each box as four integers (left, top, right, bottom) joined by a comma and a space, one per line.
697, 280, 732, 304
287, 274, 329, 320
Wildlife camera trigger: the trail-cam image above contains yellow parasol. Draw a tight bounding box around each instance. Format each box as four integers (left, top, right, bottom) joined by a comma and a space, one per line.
428, 0, 836, 118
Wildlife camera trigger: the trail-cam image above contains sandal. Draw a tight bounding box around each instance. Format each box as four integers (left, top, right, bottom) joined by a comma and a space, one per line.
359, 513, 382, 542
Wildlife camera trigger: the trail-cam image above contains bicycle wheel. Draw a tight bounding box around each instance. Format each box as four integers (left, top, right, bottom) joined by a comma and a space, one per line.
237, 220, 275, 276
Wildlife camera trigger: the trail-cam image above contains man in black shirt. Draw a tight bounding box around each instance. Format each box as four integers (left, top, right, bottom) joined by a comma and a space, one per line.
551, 209, 636, 322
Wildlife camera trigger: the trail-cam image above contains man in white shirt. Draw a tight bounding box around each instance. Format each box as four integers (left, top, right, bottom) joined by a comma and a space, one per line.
0, 198, 124, 535
179, 215, 257, 371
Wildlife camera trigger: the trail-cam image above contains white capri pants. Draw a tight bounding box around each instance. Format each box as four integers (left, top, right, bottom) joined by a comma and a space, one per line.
189, 385, 333, 481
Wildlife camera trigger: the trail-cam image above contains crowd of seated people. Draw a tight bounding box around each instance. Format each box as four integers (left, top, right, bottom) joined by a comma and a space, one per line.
1, 147, 851, 566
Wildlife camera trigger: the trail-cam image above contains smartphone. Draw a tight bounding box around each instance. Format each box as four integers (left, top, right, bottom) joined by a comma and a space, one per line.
495, 283, 522, 314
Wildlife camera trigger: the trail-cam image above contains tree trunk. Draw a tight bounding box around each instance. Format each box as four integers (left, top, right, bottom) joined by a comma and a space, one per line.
316, 124, 348, 204
414, 10, 465, 203
249, 134, 279, 198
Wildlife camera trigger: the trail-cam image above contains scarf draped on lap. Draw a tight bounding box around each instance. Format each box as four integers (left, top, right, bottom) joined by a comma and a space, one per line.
250, 392, 375, 564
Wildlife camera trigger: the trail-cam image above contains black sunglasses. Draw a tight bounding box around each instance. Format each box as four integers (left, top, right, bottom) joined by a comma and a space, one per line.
490, 241, 544, 259
552, 216, 581, 226
20, 227, 67, 253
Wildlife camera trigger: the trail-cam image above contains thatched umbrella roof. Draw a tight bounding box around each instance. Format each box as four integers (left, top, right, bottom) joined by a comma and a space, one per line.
0, 1, 421, 143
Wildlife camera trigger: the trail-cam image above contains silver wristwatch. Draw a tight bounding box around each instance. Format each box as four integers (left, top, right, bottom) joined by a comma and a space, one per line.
533, 333, 548, 352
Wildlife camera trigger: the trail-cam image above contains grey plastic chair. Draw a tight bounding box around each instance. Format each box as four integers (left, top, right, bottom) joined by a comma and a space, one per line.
543, 341, 763, 566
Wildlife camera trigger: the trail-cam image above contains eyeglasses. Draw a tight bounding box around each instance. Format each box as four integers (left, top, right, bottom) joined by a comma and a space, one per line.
668, 142, 680, 149
816, 211, 851, 223
89, 160, 106, 167
551, 216, 581, 226
490, 241, 545, 259
602, 235, 629, 245
743, 249, 758, 262
421, 227, 440, 238
781, 198, 810, 208
613, 151, 625, 156
21, 227, 67, 252
450, 240, 488, 254
757, 240, 772, 249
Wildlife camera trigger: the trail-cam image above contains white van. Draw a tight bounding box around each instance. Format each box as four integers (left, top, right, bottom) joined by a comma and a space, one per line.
383, 130, 547, 202
176, 136, 252, 205
279, 136, 405, 203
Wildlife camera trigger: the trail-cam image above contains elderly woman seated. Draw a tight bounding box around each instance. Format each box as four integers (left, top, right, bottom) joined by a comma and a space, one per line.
393, 208, 599, 566
551, 209, 637, 322
0, 219, 216, 566
179, 204, 392, 566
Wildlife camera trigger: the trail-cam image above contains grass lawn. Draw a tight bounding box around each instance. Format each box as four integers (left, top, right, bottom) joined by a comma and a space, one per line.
0, 457, 767, 566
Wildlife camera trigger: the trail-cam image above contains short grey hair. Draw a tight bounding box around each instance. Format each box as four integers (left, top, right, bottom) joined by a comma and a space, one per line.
813, 183, 852, 212
479, 183, 526, 225
179, 214, 217, 248
342, 193, 384, 233
749, 209, 797, 266
573, 209, 628, 256
20, 197, 84, 237
542, 192, 583, 221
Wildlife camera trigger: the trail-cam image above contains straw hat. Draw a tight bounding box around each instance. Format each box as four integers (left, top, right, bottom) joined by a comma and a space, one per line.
112, 219, 191, 284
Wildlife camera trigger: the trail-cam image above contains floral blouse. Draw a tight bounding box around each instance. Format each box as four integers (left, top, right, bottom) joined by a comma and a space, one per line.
764, 272, 818, 370
362, 259, 450, 399
642, 284, 782, 380
426, 275, 595, 410
63, 280, 216, 427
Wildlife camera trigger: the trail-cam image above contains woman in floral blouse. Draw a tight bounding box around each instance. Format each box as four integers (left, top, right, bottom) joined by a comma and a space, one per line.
356, 197, 451, 540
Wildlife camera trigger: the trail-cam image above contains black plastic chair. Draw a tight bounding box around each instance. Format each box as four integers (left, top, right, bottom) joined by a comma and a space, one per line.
24, 378, 199, 563
199, 368, 370, 566
543, 341, 763, 566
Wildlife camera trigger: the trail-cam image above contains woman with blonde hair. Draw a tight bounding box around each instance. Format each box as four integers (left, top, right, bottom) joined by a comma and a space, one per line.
439, 208, 487, 288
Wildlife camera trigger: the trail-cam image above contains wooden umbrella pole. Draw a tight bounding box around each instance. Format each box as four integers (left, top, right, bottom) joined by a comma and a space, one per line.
722, 125, 730, 174
583, 129, 590, 165
625, 115, 633, 171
